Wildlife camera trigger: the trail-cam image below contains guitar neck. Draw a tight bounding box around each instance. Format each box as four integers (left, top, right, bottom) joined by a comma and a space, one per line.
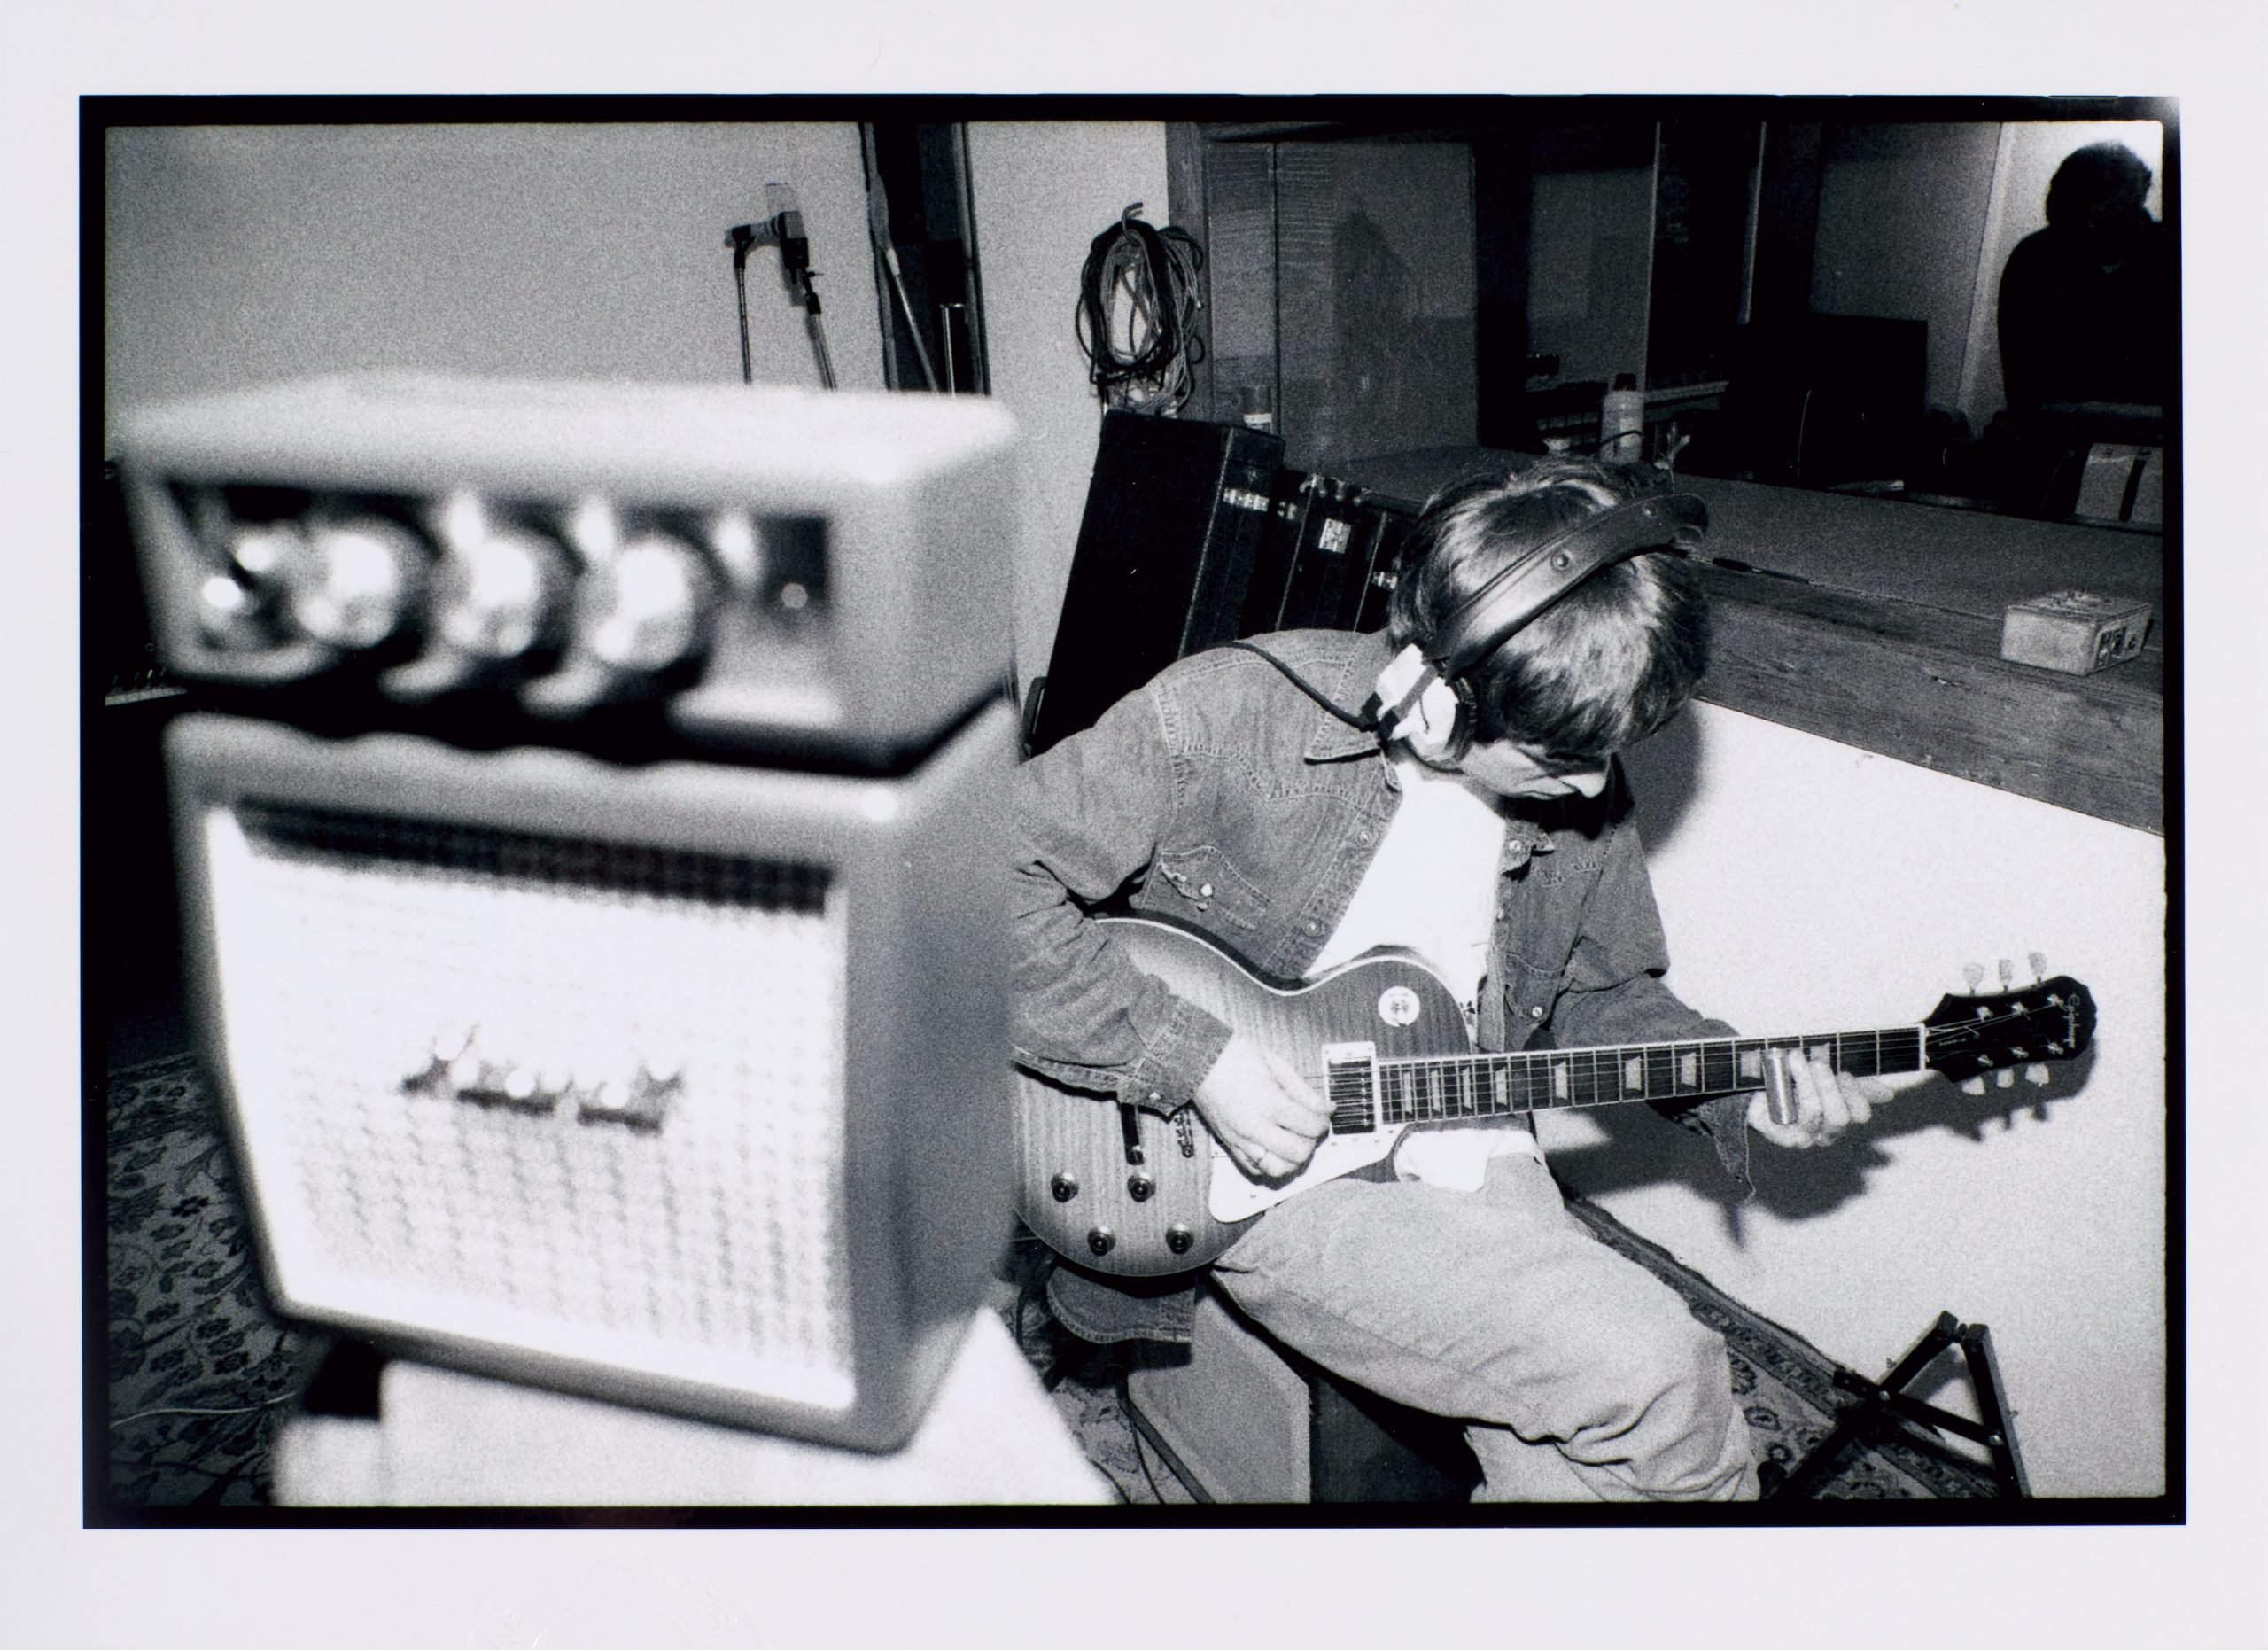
1359, 1027, 1926, 1126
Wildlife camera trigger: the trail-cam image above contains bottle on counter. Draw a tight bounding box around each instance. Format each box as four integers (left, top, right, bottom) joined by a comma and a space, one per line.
1601, 373, 1644, 463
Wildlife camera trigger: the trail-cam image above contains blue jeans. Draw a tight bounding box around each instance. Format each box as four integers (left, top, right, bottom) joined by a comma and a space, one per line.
1209, 1152, 1759, 1502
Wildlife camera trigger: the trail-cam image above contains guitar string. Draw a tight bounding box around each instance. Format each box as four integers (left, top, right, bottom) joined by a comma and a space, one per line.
1358, 1008, 2063, 1075
1330, 1010, 2067, 1120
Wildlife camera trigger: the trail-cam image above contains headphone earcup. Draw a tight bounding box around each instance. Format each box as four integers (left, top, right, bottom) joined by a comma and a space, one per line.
1371, 644, 1465, 759
1399, 675, 1464, 759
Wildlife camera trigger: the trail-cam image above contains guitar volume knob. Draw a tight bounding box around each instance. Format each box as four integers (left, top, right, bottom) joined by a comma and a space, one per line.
1126, 1173, 1154, 1202
1086, 1227, 1115, 1257
1050, 1173, 1079, 1203
1165, 1226, 1194, 1257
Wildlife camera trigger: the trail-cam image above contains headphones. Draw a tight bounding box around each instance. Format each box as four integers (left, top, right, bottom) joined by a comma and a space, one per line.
1364, 491, 1708, 760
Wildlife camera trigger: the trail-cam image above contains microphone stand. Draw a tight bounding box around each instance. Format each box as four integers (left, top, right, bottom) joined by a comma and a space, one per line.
724, 207, 836, 391
727, 224, 758, 386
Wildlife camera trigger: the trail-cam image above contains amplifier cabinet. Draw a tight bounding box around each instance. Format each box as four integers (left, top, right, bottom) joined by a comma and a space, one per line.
1028, 411, 1418, 756
1026, 410, 1283, 755
1241, 471, 1416, 636
165, 699, 1015, 1452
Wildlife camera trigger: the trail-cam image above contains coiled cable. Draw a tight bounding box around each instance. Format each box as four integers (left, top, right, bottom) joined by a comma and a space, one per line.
1075, 204, 1206, 414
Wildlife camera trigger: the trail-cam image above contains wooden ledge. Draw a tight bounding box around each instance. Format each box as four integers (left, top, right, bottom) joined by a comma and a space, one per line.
1690, 564, 2162, 834
1339, 454, 2167, 837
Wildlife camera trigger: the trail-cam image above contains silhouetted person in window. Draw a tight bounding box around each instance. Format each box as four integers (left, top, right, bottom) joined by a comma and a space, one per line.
1997, 143, 2171, 413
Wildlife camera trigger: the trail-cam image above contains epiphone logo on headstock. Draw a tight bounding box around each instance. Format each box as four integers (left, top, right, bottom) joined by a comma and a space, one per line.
1922, 977, 2093, 1085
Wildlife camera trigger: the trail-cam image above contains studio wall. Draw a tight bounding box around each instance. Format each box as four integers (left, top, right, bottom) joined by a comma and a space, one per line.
1808, 116, 2167, 426
962, 120, 1172, 686
103, 122, 884, 450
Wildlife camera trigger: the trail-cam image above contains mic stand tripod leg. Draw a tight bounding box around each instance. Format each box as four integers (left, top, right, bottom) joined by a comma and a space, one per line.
1772, 1311, 2026, 1500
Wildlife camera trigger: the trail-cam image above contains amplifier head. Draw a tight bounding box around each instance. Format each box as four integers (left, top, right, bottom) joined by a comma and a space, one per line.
117, 374, 1018, 763
166, 702, 1014, 1451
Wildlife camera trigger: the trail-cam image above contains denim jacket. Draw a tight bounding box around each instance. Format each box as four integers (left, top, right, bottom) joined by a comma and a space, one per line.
1011, 629, 1751, 1343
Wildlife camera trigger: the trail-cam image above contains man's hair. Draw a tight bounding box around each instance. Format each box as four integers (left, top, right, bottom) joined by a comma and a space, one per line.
1386, 457, 1710, 761
2046, 143, 2154, 228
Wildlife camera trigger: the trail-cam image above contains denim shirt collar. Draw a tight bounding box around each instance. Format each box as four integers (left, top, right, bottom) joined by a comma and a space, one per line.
1301, 631, 1398, 764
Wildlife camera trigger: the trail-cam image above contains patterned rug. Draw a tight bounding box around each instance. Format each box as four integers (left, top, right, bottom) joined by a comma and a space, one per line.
1562, 1199, 1999, 1500
104, 1053, 334, 1508
103, 1052, 1994, 1509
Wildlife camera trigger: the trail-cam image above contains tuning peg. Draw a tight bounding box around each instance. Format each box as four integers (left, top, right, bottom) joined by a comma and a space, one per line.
1961, 1076, 1988, 1096
2023, 1063, 2051, 1086
2028, 952, 2047, 982
1963, 963, 1985, 992
1998, 957, 2016, 990
1996, 1069, 2016, 1088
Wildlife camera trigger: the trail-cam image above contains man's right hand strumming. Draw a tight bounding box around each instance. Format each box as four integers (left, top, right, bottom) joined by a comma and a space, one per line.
1193, 1032, 1333, 1181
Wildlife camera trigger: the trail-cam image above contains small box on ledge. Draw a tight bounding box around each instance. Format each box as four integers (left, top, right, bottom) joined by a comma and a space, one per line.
2000, 590, 2153, 675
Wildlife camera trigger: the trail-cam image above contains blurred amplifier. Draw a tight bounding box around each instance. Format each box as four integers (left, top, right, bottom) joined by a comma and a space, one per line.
118, 374, 1018, 764
167, 704, 1014, 1450
120, 375, 1024, 1451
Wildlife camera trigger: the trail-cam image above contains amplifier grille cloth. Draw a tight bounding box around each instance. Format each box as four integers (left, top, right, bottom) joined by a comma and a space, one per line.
201, 801, 857, 1409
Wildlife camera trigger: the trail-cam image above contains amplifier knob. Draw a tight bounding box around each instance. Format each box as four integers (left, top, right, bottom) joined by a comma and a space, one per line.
196, 522, 305, 647
1165, 1226, 1194, 1256
579, 533, 717, 671
384, 505, 571, 699
227, 520, 304, 587
524, 531, 718, 717
434, 525, 571, 660
195, 569, 270, 648
289, 517, 429, 649
1049, 1173, 1079, 1202
1086, 1227, 1115, 1257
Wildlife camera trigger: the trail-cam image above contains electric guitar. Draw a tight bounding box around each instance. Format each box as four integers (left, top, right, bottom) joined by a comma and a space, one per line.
1013, 918, 2096, 1278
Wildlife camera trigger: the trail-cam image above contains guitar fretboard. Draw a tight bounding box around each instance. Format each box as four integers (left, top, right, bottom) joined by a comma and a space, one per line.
1341, 1030, 1926, 1128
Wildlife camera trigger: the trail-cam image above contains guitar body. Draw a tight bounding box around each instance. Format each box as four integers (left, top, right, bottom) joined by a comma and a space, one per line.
1013, 919, 1469, 1277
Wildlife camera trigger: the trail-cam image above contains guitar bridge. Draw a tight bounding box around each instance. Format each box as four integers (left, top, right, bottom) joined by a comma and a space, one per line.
1320, 1041, 1379, 1134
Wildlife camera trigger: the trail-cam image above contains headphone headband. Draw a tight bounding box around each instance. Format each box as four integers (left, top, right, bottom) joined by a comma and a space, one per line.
1427, 492, 1707, 679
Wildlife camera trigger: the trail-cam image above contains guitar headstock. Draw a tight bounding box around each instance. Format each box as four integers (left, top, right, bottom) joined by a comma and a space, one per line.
1922, 974, 2096, 1080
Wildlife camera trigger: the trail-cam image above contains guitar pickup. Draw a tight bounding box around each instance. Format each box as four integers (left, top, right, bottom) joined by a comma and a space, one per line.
1321, 1041, 1379, 1132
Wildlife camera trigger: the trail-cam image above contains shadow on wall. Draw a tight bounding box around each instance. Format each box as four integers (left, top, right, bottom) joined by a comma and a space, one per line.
1547, 1045, 2098, 1237
1622, 700, 1708, 851
1602, 706, 2107, 1232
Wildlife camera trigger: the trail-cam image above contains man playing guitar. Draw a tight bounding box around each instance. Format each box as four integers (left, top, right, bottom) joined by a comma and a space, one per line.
1010, 456, 1914, 1502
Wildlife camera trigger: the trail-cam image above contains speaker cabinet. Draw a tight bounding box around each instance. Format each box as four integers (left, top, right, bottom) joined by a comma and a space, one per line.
1028, 412, 1418, 755
167, 703, 1013, 1450
1026, 410, 1283, 755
